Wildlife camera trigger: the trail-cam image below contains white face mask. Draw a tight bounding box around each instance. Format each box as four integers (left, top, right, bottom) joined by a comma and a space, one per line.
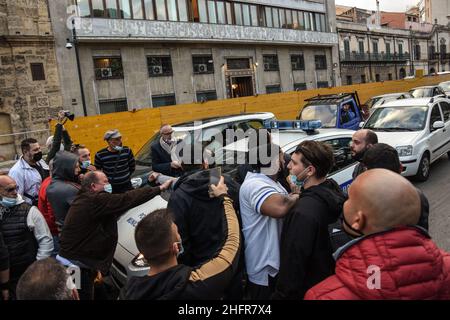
103, 184, 113, 193
0, 194, 22, 207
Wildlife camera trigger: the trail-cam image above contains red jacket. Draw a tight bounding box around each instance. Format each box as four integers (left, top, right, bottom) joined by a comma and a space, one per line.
305, 227, 450, 300
38, 177, 58, 236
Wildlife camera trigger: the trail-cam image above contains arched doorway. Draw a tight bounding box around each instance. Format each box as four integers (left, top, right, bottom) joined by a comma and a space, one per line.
0, 113, 15, 161
399, 68, 406, 79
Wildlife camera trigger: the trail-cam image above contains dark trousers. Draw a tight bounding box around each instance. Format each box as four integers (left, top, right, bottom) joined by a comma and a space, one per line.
112, 182, 132, 194
245, 275, 277, 300
78, 268, 97, 300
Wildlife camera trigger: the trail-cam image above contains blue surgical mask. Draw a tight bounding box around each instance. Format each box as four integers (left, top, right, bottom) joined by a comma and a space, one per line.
1, 196, 18, 207
113, 146, 123, 152
81, 160, 91, 169
104, 184, 113, 193
290, 167, 310, 188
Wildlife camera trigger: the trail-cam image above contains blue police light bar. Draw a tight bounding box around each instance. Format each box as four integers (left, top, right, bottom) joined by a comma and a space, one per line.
264, 120, 322, 132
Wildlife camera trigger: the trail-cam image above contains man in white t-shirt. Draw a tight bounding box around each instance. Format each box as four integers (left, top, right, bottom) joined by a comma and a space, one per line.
239, 143, 298, 300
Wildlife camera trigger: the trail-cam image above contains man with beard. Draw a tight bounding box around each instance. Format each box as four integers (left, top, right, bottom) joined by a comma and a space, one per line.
350, 129, 378, 179
9, 138, 49, 206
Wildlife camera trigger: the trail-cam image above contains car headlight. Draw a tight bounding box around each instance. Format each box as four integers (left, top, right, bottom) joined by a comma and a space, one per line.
396, 145, 413, 157
131, 253, 149, 269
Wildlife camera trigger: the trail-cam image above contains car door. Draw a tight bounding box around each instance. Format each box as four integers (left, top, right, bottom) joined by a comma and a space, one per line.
438, 101, 450, 154
428, 103, 446, 161
320, 137, 357, 193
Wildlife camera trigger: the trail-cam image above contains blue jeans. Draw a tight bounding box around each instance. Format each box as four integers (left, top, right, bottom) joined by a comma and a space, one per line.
51, 235, 60, 257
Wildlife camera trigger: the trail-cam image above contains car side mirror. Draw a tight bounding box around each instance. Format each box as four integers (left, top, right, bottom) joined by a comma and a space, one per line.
359, 121, 365, 129
432, 120, 445, 130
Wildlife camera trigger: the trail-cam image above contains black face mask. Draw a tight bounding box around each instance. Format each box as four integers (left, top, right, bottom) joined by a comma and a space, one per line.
32, 152, 43, 162
340, 215, 364, 238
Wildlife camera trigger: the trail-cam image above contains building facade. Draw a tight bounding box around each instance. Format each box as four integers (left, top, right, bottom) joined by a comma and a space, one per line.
49, 0, 340, 116
420, 0, 450, 25
0, 0, 63, 160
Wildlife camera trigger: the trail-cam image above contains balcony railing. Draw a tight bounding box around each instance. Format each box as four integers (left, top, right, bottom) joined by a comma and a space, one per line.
340, 52, 410, 62
429, 53, 450, 60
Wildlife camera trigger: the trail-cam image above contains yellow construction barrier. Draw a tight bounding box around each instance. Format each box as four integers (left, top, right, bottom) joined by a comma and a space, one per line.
58, 74, 450, 158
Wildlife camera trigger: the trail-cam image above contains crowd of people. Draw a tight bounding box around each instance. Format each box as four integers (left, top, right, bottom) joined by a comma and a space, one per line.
1, 114, 449, 301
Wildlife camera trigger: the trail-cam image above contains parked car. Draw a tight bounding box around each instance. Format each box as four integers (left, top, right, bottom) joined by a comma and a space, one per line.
409, 86, 447, 98
363, 97, 450, 181
439, 80, 450, 96
110, 121, 358, 288
297, 92, 366, 130
363, 92, 412, 110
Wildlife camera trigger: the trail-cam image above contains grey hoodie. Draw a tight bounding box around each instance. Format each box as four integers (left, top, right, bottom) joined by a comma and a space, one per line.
47, 151, 80, 229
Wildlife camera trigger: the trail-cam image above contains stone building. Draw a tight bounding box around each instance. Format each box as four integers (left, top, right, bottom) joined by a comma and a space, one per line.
49, 0, 340, 116
0, 0, 63, 160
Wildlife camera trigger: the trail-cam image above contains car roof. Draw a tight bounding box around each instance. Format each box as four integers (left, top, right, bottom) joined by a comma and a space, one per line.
410, 86, 436, 90
372, 92, 407, 99
304, 93, 356, 106
373, 97, 432, 108
173, 112, 274, 130
221, 128, 355, 152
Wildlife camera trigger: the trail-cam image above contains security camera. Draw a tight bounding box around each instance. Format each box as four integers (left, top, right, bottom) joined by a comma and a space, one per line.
65, 39, 73, 50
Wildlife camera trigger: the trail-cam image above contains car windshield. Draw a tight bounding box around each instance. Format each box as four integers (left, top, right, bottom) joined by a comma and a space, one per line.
409, 88, 433, 98
364, 106, 428, 131
135, 131, 189, 168
440, 83, 450, 91
364, 97, 383, 109
300, 104, 337, 128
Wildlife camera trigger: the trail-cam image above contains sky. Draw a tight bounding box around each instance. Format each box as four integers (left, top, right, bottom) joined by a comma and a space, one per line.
335, 0, 418, 12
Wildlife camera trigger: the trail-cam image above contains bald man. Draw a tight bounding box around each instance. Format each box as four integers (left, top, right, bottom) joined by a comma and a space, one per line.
0, 175, 53, 298
350, 129, 378, 179
305, 169, 450, 300
151, 125, 183, 177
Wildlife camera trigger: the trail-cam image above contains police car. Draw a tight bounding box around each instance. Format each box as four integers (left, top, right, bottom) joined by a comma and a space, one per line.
111, 120, 357, 288
363, 97, 450, 181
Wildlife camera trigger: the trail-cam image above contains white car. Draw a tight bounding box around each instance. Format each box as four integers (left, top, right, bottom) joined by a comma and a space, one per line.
363, 97, 450, 181
364, 92, 412, 110
110, 122, 358, 287
439, 80, 450, 96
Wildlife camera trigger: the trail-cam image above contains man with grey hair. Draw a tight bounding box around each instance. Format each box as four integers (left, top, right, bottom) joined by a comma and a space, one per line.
151, 124, 183, 177
16, 258, 79, 300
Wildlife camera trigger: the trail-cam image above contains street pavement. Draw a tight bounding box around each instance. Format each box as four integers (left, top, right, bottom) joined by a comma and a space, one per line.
413, 154, 450, 252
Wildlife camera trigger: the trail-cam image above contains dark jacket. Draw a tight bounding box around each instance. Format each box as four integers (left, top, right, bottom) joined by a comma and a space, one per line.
272, 179, 347, 300
0, 230, 9, 272
47, 151, 80, 229
305, 227, 450, 300
46, 123, 73, 163
124, 197, 240, 300
167, 169, 240, 268
151, 140, 182, 177
59, 186, 161, 274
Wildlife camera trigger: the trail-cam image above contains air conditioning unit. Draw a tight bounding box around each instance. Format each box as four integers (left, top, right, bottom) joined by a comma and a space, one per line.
150, 65, 163, 75
264, 63, 270, 70
197, 64, 208, 73
100, 68, 112, 78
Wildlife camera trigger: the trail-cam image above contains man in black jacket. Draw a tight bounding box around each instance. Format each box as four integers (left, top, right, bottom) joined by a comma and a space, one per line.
272, 140, 347, 300
151, 125, 183, 177
0, 231, 9, 300
58, 171, 173, 300
124, 176, 240, 300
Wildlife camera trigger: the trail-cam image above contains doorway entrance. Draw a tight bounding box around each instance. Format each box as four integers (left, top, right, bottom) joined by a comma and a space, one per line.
230, 76, 254, 98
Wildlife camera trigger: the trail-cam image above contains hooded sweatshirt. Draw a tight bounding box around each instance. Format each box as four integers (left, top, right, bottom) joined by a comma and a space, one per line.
272, 179, 347, 300
47, 151, 80, 229
124, 197, 240, 300
167, 169, 240, 268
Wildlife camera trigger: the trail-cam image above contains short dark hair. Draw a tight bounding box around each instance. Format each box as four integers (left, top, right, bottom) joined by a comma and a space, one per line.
135, 209, 174, 266
16, 258, 74, 300
361, 143, 402, 173
21, 138, 38, 153
294, 140, 334, 178
364, 130, 378, 145
80, 171, 100, 192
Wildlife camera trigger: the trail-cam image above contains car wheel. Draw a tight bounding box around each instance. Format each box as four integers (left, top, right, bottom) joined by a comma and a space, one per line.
415, 153, 430, 182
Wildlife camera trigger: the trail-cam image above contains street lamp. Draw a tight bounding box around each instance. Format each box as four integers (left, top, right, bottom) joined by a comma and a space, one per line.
66, 18, 88, 117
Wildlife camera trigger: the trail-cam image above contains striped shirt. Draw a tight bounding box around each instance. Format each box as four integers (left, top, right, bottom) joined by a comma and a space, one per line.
94, 147, 135, 189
